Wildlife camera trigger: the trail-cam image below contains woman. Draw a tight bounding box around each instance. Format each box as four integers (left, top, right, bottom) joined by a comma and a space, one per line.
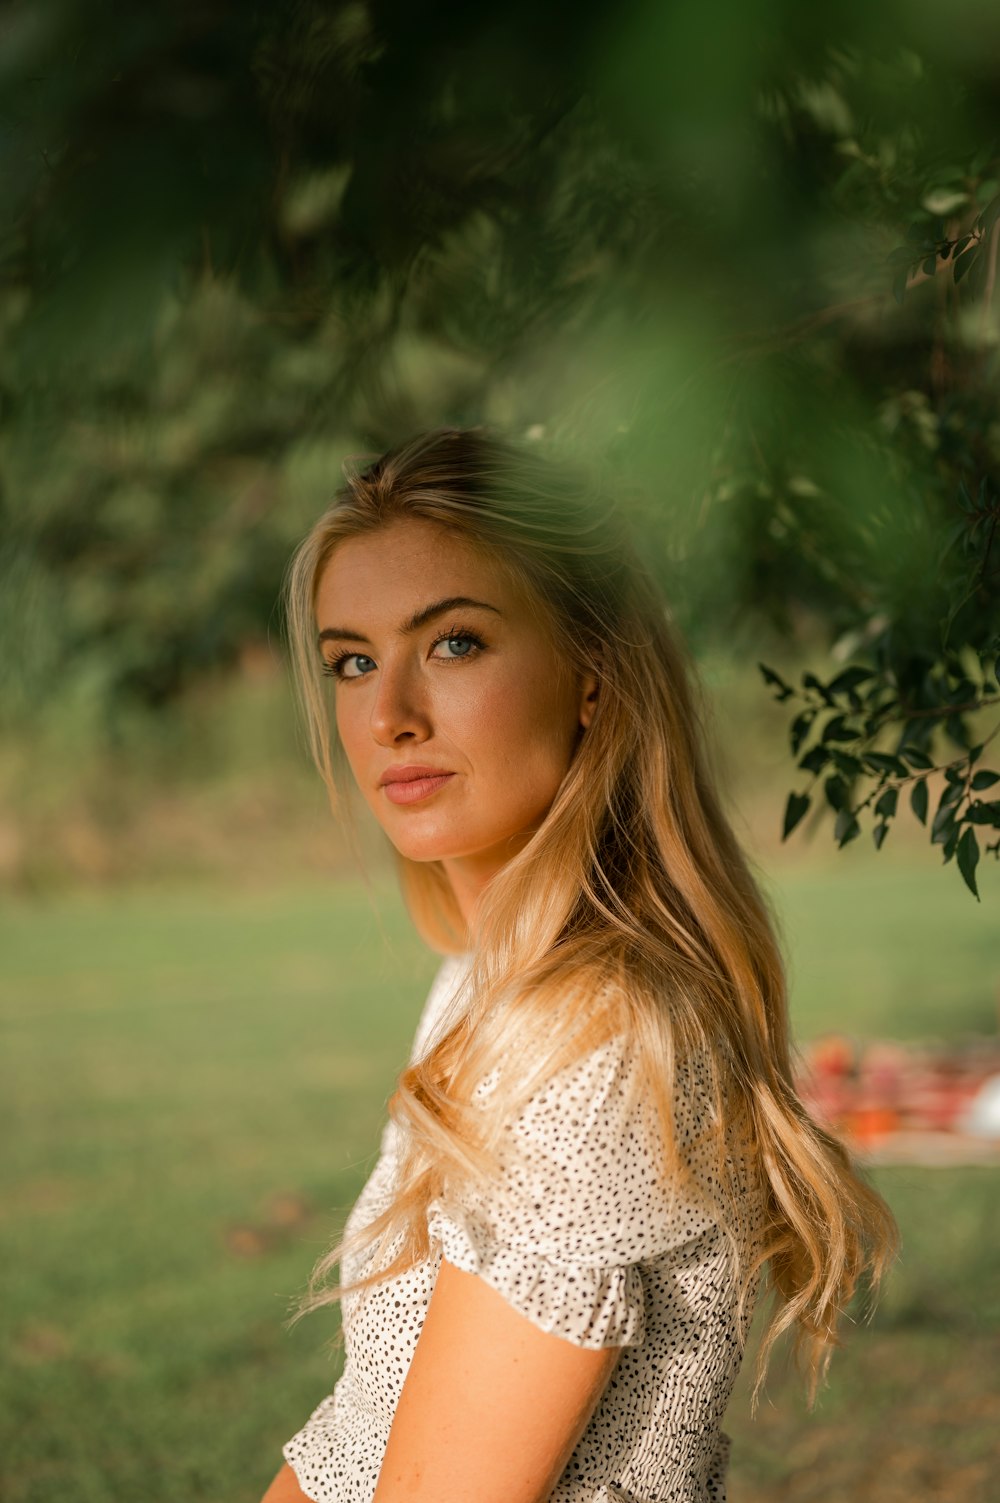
262, 426, 896, 1503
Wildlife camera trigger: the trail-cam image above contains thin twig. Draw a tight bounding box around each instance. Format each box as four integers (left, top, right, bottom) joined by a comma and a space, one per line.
981, 220, 1000, 342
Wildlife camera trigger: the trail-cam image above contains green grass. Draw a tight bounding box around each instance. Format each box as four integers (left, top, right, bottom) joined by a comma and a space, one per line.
727, 1165, 1000, 1503
1, 859, 997, 1502
761, 848, 1000, 1041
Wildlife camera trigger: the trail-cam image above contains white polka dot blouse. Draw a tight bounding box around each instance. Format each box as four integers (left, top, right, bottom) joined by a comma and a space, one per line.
283, 950, 766, 1501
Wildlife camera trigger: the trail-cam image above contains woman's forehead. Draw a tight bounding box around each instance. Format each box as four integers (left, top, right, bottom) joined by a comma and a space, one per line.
321, 523, 499, 592
316, 517, 529, 621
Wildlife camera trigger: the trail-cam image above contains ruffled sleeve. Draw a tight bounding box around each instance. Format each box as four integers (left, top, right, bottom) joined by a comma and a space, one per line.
426, 1033, 721, 1350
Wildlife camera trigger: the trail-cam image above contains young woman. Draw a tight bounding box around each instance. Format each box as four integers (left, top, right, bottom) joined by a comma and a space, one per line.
262, 426, 896, 1503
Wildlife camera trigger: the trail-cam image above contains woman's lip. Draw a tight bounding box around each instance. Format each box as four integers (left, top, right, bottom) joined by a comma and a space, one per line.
381, 773, 456, 805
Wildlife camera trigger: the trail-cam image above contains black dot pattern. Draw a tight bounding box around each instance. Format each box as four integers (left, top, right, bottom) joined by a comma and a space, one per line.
283, 953, 766, 1502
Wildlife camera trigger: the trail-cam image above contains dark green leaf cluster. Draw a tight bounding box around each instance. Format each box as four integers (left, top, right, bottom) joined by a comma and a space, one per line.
889, 185, 1000, 304
761, 654, 1000, 899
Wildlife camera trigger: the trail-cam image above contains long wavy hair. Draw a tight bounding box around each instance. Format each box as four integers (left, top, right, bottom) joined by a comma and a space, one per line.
281, 425, 897, 1403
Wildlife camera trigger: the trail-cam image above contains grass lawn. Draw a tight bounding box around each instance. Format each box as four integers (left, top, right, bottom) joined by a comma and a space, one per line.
1, 855, 998, 1502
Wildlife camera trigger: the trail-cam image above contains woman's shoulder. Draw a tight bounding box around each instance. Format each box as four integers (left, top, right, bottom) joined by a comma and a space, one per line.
436, 1026, 726, 1270
498, 1025, 720, 1171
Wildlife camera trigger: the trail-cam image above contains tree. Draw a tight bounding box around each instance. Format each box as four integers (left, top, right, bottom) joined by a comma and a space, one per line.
1, 0, 998, 892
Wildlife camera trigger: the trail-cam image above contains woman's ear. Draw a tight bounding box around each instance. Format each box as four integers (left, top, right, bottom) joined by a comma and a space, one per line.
578, 662, 600, 731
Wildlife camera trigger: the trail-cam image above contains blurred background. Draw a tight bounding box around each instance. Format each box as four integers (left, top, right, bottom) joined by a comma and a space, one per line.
2, 1, 999, 1499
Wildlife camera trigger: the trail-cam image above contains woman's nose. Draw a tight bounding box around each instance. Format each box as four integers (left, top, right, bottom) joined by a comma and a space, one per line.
368, 656, 431, 745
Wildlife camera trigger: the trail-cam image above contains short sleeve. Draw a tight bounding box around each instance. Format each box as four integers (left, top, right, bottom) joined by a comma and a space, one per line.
425, 1034, 721, 1349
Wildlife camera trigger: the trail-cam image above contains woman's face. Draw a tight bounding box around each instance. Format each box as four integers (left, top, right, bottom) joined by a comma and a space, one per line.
314, 516, 597, 916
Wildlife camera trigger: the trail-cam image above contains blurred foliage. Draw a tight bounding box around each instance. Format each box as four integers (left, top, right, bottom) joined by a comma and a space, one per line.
1, 0, 999, 886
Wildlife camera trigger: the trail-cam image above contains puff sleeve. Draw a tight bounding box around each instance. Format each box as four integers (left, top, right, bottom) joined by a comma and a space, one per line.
425, 1034, 721, 1350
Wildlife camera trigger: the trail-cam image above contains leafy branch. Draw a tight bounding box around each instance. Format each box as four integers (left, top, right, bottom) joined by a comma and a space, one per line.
759, 658, 1000, 899
889, 188, 1000, 305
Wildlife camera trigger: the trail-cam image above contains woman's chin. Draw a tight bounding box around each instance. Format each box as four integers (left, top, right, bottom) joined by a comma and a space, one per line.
382, 821, 503, 867
382, 829, 465, 864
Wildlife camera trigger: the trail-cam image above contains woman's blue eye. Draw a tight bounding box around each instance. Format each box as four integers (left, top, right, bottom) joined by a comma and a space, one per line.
321, 629, 484, 681
321, 652, 373, 680
437, 635, 475, 658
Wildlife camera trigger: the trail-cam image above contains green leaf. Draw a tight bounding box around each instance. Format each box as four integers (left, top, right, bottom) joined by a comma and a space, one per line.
790, 711, 816, 757
759, 663, 793, 701
980, 190, 1000, 233
967, 800, 1000, 826
798, 746, 830, 775
782, 791, 811, 839
828, 666, 875, 695
940, 780, 965, 808
953, 245, 979, 283
824, 775, 849, 813
910, 779, 929, 824
900, 745, 934, 770
923, 188, 969, 216
931, 798, 958, 843
971, 769, 1000, 790
835, 809, 861, 847
822, 714, 858, 744
864, 752, 909, 776
873, 820, 890, 849
830, 751, 864, 778
875, 787, 899, 819
802, 672, 836, 706
956, 827, 980, 898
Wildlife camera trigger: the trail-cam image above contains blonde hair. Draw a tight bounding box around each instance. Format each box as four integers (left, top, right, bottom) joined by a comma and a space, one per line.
281, 425, 897, 1403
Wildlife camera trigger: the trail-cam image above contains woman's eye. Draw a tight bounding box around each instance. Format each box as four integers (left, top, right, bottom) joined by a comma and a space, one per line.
433, 633, 480, 660
346, 655, 375, 678
322, 653, 374, 680
322, 630, 484, 681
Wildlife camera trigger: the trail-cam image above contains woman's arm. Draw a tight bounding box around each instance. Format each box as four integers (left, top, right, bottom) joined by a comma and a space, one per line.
260, 1258, 620, 1503
372, 1256, 621, 1503
259, 1462, 314, 1502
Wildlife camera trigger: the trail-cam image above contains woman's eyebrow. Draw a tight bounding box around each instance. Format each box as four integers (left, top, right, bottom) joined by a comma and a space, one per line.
317, 596, 502, 649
